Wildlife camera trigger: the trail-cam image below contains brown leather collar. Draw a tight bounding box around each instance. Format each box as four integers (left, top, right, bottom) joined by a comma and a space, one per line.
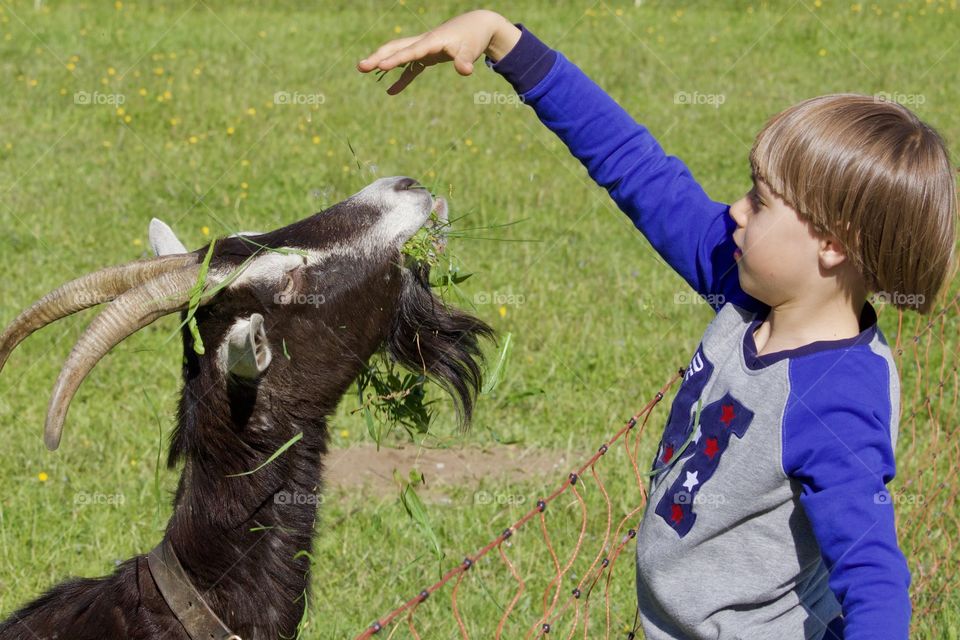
147, 538, 242, 640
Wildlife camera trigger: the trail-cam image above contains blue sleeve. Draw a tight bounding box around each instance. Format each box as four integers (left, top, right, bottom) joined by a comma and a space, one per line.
488, 25, 763, 314
783, 355, 912, 640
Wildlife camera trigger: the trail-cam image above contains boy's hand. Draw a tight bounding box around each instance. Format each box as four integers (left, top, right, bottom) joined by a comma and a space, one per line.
356, 10, 521, 95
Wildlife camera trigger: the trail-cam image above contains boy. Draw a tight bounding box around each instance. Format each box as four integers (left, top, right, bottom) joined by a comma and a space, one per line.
358, 10, 957, 640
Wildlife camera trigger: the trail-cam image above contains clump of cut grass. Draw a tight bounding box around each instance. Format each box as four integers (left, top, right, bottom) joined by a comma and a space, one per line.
401, 207, 448, 269
354, 355, 432, 449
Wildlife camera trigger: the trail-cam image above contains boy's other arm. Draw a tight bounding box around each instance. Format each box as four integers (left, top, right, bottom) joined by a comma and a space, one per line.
783, 358, 912, 640
488, 25, 758, 313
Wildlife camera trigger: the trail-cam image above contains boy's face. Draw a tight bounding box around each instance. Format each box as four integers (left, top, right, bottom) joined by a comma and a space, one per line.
728, 176, 827, 307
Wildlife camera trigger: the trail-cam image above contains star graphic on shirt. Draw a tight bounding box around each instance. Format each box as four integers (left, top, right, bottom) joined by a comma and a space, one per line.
721, 404, 736, 426
704, 437, 719, 460
682, 470, 700, 492
662, 444, 674, 463
670, 504, 683, 524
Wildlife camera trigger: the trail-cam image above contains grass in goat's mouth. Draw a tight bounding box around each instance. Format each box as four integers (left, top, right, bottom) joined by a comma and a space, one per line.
401, 208, 449, 269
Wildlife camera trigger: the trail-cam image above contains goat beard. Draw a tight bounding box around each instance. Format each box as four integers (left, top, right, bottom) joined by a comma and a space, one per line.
386, 263, 495, 431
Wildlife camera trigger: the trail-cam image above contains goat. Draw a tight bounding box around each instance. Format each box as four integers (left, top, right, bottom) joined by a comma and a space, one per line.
0, 176, 494, 640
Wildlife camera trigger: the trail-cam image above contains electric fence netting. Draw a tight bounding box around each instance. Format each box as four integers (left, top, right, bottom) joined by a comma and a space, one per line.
354, 292, 960, 640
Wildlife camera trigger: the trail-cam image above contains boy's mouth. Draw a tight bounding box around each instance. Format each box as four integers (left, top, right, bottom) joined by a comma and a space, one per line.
734, 248, 742, 260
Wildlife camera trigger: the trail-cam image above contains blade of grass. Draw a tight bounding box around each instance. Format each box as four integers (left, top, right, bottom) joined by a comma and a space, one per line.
186, 239, 216, 355
482, 332, 512, 394
226, 431, 304, 477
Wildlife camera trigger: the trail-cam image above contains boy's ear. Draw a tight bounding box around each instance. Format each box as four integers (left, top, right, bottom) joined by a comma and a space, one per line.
818, 234, 848, 269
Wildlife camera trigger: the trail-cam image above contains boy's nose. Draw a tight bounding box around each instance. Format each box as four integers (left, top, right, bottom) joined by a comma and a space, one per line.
729, 197, 749, 229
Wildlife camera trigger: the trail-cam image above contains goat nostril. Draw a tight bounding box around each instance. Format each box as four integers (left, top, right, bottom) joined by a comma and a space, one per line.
395, 177, 419, 191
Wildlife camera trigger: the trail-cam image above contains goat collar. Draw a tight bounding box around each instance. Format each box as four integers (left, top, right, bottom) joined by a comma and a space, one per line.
147, 538, 242, 640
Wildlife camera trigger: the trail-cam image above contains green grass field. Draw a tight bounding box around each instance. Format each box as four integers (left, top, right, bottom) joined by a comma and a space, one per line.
0, 0, 958, 638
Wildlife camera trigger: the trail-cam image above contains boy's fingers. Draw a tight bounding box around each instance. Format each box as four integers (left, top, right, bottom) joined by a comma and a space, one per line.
357, 36, 423, 71
379, 36, 444, 71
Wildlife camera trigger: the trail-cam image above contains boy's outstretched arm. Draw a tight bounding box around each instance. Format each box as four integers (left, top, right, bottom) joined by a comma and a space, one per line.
358, 12, 759, 313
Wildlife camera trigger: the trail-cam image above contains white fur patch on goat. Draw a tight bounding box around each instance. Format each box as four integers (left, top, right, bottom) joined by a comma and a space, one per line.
220, 248, 341, 290
349, 176, 434, 251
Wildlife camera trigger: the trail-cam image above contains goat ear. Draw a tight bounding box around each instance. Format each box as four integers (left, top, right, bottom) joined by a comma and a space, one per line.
148, 218, 188, 256
219, 313, 272, 380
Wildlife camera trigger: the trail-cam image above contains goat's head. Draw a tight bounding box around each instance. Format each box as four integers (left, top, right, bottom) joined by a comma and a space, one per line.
0, 177, 494, 465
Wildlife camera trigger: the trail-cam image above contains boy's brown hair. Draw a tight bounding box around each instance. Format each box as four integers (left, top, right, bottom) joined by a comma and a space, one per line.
749, 93, 957, 314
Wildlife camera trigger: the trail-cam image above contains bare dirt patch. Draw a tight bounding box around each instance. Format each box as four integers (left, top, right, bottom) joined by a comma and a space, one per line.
322, 444, 572, 503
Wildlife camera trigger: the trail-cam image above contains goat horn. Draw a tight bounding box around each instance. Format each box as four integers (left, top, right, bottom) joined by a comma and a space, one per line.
43, 265, 216, 451
0, 253, 199, 374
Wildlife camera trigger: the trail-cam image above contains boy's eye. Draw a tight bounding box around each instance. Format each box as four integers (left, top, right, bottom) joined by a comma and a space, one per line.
748, 187, 763, 213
